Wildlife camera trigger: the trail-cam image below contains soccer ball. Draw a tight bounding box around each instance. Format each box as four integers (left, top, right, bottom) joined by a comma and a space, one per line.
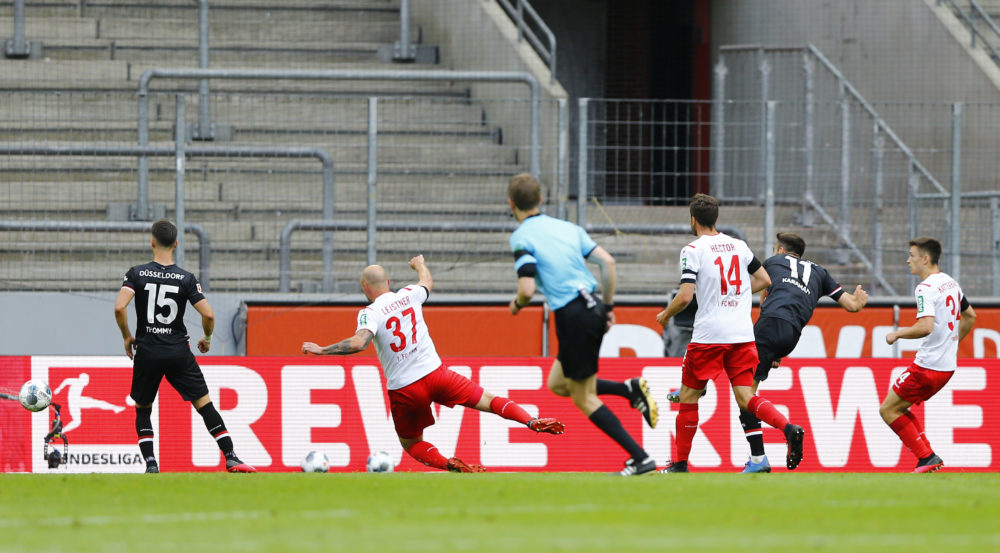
301, 450, 330, 473
19, 380, 52, 412
366, 451, 395, 473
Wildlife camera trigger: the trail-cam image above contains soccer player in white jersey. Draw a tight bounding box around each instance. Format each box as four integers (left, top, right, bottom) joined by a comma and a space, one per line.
655, 194, 805, 472
883, 237, 976, 473
302, 255, 565, 473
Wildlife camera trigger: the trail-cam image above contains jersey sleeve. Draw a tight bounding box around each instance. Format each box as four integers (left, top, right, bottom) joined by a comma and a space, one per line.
577, 225, 598, 258
357, 307, 378, 335
186, 274, 206, 305
121, 267, 137, 293
511, 232, 537, 278
679, 245, 698, 284
401, 284, 429, 305
820, 268, 845, 301
915, 284, 936, 319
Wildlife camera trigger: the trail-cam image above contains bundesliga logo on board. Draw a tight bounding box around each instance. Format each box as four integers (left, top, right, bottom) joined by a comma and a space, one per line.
30, 357, 152, 473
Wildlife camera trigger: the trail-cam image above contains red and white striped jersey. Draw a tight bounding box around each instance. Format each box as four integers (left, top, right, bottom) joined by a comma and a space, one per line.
679, 233, 761, 344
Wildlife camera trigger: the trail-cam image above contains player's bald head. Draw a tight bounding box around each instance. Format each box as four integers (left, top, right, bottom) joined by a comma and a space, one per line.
361, 265, 388, 287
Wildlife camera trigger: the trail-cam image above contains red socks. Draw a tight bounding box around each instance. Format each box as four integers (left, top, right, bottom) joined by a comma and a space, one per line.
747, 395, 790, 431
489, 396, 533, 425
674, 403, 699, 463
405, 441, 449, 470
890, 412, 933, 459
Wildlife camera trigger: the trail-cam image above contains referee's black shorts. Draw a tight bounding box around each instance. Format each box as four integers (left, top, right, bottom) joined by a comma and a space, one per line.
131, 347, 209, 405
554, 294, 607, 381
753, 316, 801, 382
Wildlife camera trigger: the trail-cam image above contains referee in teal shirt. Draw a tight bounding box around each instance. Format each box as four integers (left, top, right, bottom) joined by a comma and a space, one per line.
507, 173, 658, 476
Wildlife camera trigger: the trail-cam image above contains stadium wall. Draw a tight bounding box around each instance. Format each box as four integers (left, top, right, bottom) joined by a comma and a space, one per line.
2, 356, 996, 473
5, 294, 1000, 360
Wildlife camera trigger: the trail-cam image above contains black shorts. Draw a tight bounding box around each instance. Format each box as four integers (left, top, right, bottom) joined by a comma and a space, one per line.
131, 347, 209, 405
753, 317, 801, 382
554, 294, 606, 381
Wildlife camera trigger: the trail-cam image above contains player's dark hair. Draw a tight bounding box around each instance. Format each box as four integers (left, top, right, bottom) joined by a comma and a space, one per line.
151, 219, 178, 247
909, 237, 942, 265
508, 173, 541, 211
689, 193, 719, 228
776, 232, 806, 257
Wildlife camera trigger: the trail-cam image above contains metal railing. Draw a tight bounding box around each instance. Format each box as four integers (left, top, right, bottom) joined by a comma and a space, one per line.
939, 0, 1000, 65
0, 220, 211, 290
278, 220, 747, 293
2, 0, 31, 58
0, 137, 337, 291
493, 0, 557, 84
136, 67, 542, 221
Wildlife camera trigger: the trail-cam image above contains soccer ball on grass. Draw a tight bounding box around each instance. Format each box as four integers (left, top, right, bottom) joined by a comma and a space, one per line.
301, 450, 330, 472
366, 451, 395, 473
19, 380, 52, 412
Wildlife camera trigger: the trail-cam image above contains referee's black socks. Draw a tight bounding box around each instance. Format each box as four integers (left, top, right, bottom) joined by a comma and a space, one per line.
596, 379, 630, 398
197, 401, 236, 458
589, 404, 647, 461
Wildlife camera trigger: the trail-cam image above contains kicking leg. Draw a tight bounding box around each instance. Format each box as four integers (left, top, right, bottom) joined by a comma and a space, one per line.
473, 390, 564, 434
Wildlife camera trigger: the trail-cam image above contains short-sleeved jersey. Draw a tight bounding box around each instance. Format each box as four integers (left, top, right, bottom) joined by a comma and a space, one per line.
679, 233, 761, 344
121, 261, 205, 356
759, 254, 845, 331
510, 214, 598, 311
913, 272, 967, 372
357, 284, 441, 390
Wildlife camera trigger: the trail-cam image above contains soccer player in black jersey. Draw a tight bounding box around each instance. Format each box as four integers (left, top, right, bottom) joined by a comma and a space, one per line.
113, 220, 255, 473
740, 232, 868, 472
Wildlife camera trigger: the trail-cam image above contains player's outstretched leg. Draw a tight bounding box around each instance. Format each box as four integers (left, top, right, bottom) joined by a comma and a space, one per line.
597, 378, 659, 428
196, 401, 256, 473
135, 405, 158, 473
482, 395, 565, 434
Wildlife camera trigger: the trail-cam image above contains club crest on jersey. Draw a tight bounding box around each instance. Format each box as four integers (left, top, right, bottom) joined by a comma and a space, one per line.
196, 283, 203, 294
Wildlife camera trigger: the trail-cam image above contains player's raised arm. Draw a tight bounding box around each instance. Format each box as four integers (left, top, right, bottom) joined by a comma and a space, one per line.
113, 287, 137, 359
837, 285, 869, 312
192, 298, 215, 353
409, 254, 433, 292
303, 330, 374, 355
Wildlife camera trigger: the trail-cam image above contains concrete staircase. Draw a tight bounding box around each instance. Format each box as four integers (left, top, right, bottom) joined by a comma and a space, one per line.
0, 0, 540, 294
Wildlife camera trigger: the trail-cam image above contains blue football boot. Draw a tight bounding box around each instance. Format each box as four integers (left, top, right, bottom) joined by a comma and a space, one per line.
741, 456, 772, 473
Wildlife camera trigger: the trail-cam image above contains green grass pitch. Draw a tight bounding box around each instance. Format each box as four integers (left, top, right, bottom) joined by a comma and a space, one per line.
1, 472, 998, 553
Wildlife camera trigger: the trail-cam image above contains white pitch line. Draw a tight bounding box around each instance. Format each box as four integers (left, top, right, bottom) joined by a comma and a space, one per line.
0, 508, 356, 528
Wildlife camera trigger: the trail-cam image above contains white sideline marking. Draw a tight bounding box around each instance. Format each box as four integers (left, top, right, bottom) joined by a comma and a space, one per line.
0, 508, 355, 528
0, 503, 610, 529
